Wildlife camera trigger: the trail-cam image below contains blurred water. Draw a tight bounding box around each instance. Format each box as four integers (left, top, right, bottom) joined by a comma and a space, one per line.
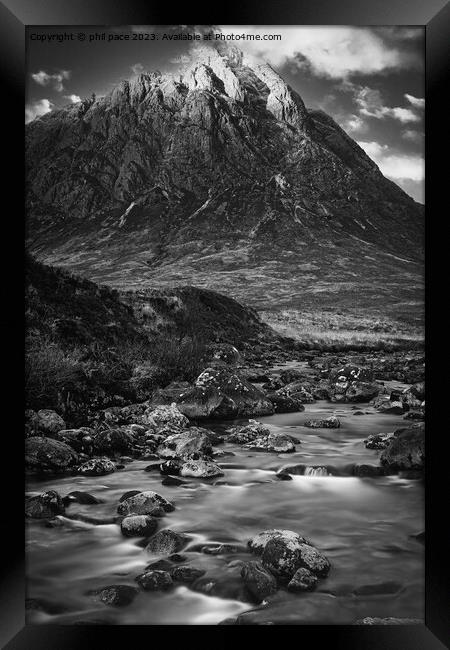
26, 389, 424, 625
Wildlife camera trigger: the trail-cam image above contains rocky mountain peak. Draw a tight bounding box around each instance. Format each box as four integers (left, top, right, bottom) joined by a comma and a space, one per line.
25, 43, 423, 312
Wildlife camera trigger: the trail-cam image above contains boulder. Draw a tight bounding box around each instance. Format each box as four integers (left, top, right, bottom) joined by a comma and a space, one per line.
63, 491, 102, 506
29, 409, 66, 437
227, 420, 270, 444
380, 423, 425, 470
92, 428, 134, 455
276, 382, 315, 403
157, 428, 213, 460
25, 490, 65, 519
142, 404, 189, 430
170, 566, 206, 583
248, 529, 312, 556
279, 369, 305, 384
25, 437, 78, 474
120, 515, 158, 538
303, 417, 340, 429
328, 366, 380, 403
262, 538, 330, 581
89, 585, 139, 607
240, 562, 278, 603
54, 428, 94, 453
266, 393, 305, 413
364, 433, 394, 450
77, 457, 116, 476
180, 459, 224, 478
287, 567, 318, 592
243, 431, 296, 453
102, 403, 148, 426
145, 529, 188, 555
117, 491, 175, 517
173, 367, 275, 419
135, 570, 173, 591
376, 400, 407, 415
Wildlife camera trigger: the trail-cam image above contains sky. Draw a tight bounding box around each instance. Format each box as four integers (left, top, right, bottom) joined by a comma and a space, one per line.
25, 25, 425, 203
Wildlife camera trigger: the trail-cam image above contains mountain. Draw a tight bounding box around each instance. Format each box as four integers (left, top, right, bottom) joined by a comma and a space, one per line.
25, 43, 424, 318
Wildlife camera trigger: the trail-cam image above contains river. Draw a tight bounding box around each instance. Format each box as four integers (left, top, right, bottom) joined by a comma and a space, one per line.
25, 378, 424, 625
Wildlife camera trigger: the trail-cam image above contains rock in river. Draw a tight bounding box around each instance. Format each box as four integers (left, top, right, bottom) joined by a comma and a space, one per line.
380, 423, 425, 471
89, 585, 139, 607
240, 561, 278, 603
145, 529, 189, 555
248, 529, 312, 555
180, 459, 224, 478
135, 570, 173, 591
120, 515, 158, 538
157, 428, 213, 460
77, 457, 116, 476
243, 431, 296, 453
117, 491, 175, 517
262, 537, 330, 581
287, 567, 318, 592
170, 566, 206, 583
25, 437, 78, 474
142, 404, 189, 431
25, 490, 65, 519
304, 417, 340, 429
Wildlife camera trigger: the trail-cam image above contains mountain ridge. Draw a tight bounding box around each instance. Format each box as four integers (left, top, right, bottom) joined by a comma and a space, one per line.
26, 43, 424, 315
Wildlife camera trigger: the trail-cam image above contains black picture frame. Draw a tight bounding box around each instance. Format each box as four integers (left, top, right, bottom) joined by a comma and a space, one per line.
1, 0, 447, 647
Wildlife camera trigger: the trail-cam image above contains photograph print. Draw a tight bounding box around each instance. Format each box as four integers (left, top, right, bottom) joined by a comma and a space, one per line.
25, 25, 425, 626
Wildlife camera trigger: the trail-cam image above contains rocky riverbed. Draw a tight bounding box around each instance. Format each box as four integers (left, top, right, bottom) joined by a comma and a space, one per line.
25, 352, 425, 625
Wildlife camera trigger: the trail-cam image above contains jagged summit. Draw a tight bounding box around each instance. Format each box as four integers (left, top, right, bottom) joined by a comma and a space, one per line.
26, 43, 423, 313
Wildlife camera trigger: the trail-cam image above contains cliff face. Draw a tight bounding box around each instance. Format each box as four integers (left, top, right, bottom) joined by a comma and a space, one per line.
26, 43, 423, 313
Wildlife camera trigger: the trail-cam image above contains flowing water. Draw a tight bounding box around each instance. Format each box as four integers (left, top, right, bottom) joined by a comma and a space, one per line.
26, 376, 424, 625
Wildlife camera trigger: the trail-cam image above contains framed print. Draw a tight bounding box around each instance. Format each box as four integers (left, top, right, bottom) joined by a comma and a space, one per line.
0, 0, 448, 648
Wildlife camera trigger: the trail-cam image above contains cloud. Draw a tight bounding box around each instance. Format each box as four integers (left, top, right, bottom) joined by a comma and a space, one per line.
218, 26, 419, 79
405, 93, 425, 109
31, 69, 71, 92
357, 140, 424, 181
64, 94, 81, 103
131, 63, 145, 75
25, 99, 53, 123
402, 129, 424, 143
343, 83, 421, 124
342, 114, 368, 134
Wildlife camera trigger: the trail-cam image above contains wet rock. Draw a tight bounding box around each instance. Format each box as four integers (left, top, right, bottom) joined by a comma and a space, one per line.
240, 561, 277, 603
380, 423, 425, 470
65, 513, 118, 526
180, 459, 224, 478
376, 399, 407, 415
63, 491, 102, 506
120, 515, 158, 538
262, 537, 330, 580
266, 392, 306, 413
25, 490, 65, 519
159, 459, 182, 475
92, 428, 134, 455
170, 566, 206, 583
25, 437, 78, 474
89, 585, 139, 607
201, 543, 243, 555
227, 420, 270, 444
157, 428, 213, 460
248, 529, 311, 555
244, 431, 296, 453
276, 469, 293, 480
169, 553, 187, 562
279, 369, 305, 384
135, 570, 173, 591
287, 567, 318, 592
303, 417, 340, 429
118, 490, 141, 503
145, 559, 173, 571
145, 529, 188, 555
77, 457, 116, 476
364, 433, 394, 450
142, 404, 189, 431
174, 367, 275, 419
350, 464, 387, 477
403, 411, 424, 421
276, 382, 315, 404
117, 491, 175, 517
